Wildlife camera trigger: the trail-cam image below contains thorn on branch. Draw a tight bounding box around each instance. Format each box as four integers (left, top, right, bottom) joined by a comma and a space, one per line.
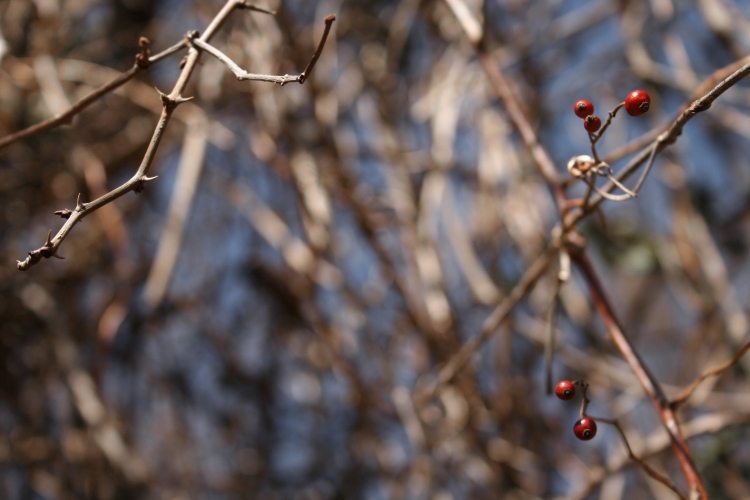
76, 193, 86, 212
134, 175, 158, 194
37, 230, 60, 259
16, 230, 64, 270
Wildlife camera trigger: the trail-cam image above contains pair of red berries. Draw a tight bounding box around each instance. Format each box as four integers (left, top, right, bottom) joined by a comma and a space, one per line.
555, 380, 598, 441
573, 90, 651, 133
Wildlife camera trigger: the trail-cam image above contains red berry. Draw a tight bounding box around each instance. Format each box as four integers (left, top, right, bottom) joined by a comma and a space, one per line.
624, 89, 651, 116
555, 380, 576, 400
574, 99, 595, 119
573, 418, 598, 441
583, 115, 601, 133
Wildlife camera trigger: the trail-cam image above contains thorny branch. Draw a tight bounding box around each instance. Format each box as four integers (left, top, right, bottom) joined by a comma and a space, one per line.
187, 14, 336, 85
0, 38, 187, 152
16, 1, 335, 271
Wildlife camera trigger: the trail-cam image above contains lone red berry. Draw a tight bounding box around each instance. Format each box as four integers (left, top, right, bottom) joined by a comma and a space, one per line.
583, 115, 601, 133
555, 380, 576, 400
573, 418, 598, 441
624, 90, 651, 116
574, 99, 595, 119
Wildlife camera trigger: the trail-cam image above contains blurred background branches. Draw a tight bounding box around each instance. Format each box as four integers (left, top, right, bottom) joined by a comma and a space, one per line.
1, 0, 750, 498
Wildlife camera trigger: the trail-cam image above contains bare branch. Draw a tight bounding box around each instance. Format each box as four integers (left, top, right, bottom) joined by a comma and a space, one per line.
568, 59, 750, 226
0, 38, 186, 152
17, 1, 337, 271
187, 14, 336, 86
572, 250, 707, 499
671, 338, 750, 408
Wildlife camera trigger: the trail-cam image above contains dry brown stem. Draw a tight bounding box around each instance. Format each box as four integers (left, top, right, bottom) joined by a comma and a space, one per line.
187, 14, 336, 85
671, 338, 750, 408
436, 0, 750, 496
573, 251, 707, 499
577, 383, 687, 499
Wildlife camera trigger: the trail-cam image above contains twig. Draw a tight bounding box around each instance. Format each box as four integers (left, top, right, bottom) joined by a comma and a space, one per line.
596, 417, 687, 500
631, 142, 659, 196
576, 382, 687, 499
569, 59, 750, 226
572, 250, 707, 499
17, 0, 336, 271
589, 103, 624, 163
141, 112, 209, 309
0, 37, 186, 152
544, 263, 565, 394
566, 411, 750, 500
188, 14, 336, 85
670, 338, 750, 408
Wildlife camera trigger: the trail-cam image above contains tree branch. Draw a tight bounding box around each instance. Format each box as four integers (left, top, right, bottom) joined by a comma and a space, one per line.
187, 14, 336, 86
0, 37, 187, 152
572, 249, 707, 499
671, 338, 750, 409
17, 0, 335, 271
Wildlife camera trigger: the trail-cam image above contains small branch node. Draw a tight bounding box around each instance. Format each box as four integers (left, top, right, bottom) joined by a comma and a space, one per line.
174, 95, 195, 104
55, 209, 72, 219
135, 36, 152, 69
184, 30, 200, 46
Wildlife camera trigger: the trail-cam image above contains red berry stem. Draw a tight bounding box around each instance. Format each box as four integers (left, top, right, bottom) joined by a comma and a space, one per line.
578, 380, 590, 418
589, 103, 624, 163
573, 382, 684, 498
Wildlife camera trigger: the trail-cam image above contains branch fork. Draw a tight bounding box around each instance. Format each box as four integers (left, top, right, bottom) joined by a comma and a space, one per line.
184, 14, 336, 86
15, 2, 337, 271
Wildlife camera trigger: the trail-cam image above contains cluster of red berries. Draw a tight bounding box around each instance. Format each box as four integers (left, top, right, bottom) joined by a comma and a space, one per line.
555, 380, 597, 441
573, 90, 651, 134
